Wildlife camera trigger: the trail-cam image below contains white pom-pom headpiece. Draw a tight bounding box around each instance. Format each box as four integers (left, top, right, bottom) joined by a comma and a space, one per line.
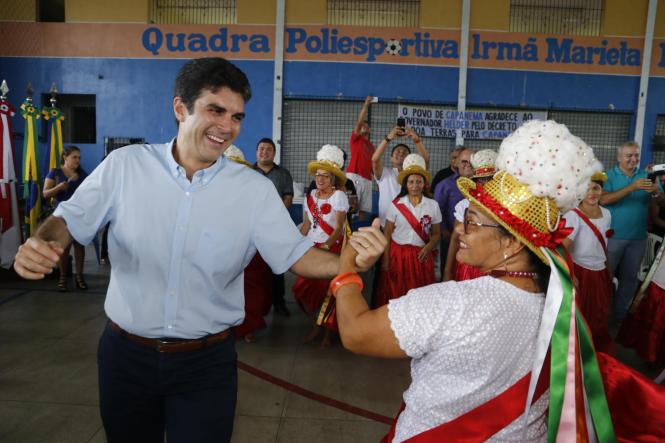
471, 149, 498, 179
223, 144, 252, 167
307, 144, 347, 185
397, 153, 432, 185
495, 120, 595, 212
457, 120, 598, 263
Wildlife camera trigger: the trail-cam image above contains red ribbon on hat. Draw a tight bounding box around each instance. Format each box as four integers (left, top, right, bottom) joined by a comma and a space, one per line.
469, 184, 573, 249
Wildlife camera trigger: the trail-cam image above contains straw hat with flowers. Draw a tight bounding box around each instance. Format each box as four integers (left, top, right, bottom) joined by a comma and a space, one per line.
396, 153, 432, 185
307, 144, 347, 186
223, 144, 253, 168
470, 149, 498, 179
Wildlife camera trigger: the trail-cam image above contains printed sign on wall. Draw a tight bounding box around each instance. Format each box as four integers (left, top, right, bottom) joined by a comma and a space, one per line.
3, 22, 665, 76
398, 105, 548, 139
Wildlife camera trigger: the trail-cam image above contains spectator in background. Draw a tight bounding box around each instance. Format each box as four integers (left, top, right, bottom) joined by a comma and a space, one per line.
372, 125, 430, 228
433, 147, 474, 278
374, 154, 441, 308
347, 96, 376, 221
600, 141, 659, 322
431, 145, 464, 192
443, 149, 497, 282
307, 151, 358, 224
562, 164, 614, 353
43, 145, 88, 292
253, 137, 294, 316
294, 145, 349, 348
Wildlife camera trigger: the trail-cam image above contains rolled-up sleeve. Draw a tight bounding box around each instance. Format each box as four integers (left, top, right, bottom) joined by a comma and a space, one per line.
53, 154, 117, 245
252, 183, 313, 274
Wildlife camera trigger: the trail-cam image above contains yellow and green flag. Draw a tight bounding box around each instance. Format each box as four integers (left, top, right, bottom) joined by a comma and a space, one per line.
20, 97, 41, 237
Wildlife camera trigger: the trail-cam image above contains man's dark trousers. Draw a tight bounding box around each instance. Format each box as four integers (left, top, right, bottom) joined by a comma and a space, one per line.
98, 323, 237, 443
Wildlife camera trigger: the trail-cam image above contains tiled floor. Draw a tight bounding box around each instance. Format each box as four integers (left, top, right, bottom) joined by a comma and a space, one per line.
0, 247, 659, 442
0, 249, 408, 442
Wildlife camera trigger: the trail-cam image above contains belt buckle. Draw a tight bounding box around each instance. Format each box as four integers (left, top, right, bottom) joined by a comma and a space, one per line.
156, 340, 171, 353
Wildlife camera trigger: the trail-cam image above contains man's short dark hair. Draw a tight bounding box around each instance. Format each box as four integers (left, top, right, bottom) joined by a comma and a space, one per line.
256, 138, 276, 151
391, 143, 411, 156
175, 57, 252, 113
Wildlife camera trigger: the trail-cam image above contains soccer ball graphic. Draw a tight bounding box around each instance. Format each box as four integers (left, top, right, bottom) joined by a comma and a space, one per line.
385, 39, 402, 55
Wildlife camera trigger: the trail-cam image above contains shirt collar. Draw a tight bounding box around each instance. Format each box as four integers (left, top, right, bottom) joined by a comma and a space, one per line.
613, 164, 637, 178
253, 162, 278, 175
165, 138, 226, 181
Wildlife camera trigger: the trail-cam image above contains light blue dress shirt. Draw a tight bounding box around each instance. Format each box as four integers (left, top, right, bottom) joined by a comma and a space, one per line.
54, 141, 313, 338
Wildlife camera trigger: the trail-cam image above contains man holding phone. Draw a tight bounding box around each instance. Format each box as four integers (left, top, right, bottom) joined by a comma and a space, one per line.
372, 124, 430, 228
601, 141, 661, 322
347, 95, 376, 221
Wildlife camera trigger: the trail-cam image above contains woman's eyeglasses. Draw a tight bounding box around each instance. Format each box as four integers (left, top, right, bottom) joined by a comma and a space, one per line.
463, 208, 500, 234
315, 173, 332, 179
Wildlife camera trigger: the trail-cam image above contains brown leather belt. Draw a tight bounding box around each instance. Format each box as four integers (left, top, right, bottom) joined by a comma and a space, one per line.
109, 321, 232, 353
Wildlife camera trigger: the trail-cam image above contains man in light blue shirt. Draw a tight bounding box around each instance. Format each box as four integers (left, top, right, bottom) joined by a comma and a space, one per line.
13, 58, 384, 443
601, 141, 659, 322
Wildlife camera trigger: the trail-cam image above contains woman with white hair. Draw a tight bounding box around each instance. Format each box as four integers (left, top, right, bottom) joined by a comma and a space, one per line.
374, 154, 441, 308
293, 144, 349, 347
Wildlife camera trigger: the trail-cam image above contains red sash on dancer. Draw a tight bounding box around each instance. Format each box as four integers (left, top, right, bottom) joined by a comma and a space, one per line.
382, 362, 550, 443
392, 198, 430, 244
572, 208, 608, 259
307, 193, 335, 236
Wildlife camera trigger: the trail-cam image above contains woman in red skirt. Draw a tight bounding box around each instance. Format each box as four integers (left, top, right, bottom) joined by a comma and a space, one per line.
224, 146, 276, 343
618, 248, 665, 366
443, 149, 497, 282
292, 144, 349, 347
374, 154, 441, 307
562, 166, 614, 353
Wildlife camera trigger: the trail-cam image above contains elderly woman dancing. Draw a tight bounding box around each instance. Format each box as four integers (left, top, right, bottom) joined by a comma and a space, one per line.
333, 120, 665, 442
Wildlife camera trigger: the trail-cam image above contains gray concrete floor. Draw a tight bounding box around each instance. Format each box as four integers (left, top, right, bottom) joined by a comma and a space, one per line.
0, 246, 659, 442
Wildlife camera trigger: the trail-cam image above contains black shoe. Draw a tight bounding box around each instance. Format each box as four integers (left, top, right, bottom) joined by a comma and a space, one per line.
273, 303, 291, 317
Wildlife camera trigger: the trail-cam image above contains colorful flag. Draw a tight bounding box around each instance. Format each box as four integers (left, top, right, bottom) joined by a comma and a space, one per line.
21, 97, 41, 238
0, 90, 21, 268
42, 102, 64, 172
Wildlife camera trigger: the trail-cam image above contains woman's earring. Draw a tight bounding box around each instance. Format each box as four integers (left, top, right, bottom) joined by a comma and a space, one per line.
503, 251, 509, 271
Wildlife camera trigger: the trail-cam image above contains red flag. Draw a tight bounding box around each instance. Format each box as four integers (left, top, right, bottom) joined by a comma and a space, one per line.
0, 96, 21, 269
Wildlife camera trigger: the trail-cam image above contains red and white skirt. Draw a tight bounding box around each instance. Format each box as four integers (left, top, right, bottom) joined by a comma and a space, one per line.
573, 264, 614, 354
292, 242, 341, 316
374, 240, 435, 308
618, 281, 665, 364
235, 253, 273, 337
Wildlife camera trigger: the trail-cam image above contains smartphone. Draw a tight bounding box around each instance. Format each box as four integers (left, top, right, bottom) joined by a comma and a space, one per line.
397, 117, 406, 128
648, 164, 665, 181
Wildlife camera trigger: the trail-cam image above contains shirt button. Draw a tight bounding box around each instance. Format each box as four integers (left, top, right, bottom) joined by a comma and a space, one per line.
185, 192, 190, 196
167, 325, 173, 329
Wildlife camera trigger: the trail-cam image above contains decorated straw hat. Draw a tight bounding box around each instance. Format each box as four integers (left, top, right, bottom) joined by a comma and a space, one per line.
223, 144, 252, 167
470, 149, 498, 179
396, 153, 432, 185
457, 120, 596, 264
590, 160, 608, 183
307, 144, 347, 186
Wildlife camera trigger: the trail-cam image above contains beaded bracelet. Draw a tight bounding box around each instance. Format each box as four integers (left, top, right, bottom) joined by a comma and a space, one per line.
329, 272, 364, 297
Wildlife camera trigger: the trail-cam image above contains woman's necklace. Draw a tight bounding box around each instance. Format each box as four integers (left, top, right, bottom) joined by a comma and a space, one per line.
488, 269, 539, 279
313, 188, 333, 230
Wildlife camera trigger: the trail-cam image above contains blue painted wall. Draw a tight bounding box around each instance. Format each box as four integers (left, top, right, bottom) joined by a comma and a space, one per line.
1, 57, 274, 174
2, 56, 663, 173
